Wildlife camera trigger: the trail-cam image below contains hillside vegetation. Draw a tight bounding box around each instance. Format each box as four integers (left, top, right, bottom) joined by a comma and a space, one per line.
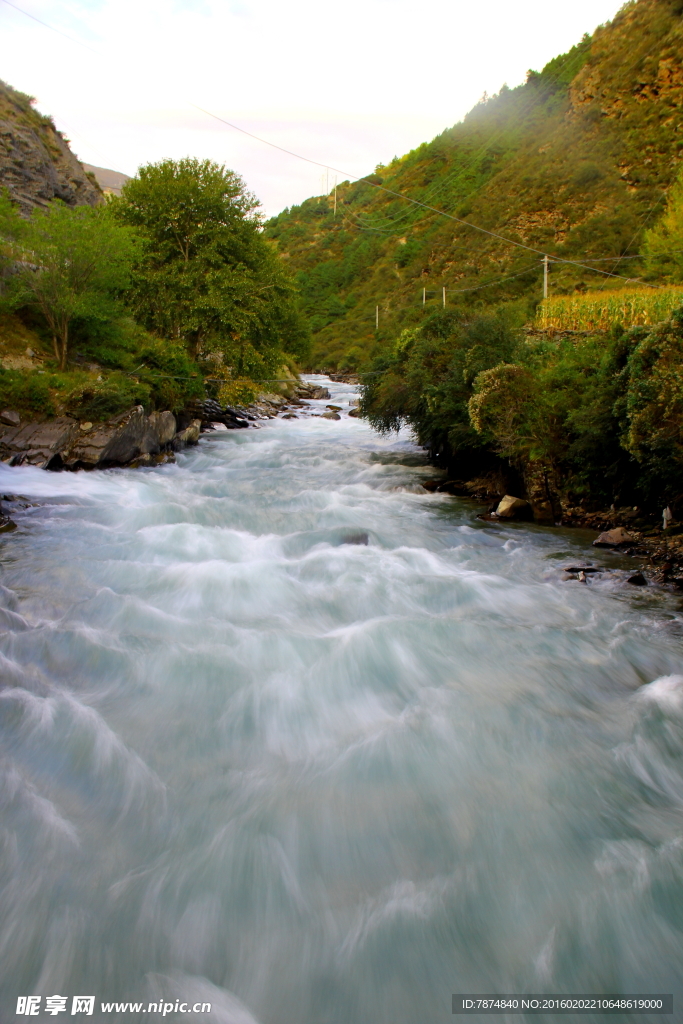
266, 0, 683, 371
0, 153, 309, 421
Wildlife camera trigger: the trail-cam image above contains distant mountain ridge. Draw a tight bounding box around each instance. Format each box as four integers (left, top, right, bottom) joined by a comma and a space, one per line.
0, 79, 101, 216
265, 0, 683, 371
83, 164, 130, 197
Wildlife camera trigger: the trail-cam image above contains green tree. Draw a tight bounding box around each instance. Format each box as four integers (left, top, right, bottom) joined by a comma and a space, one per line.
11, 202, 139, 370
115, 158, 309, 367
644, 170, 683, 282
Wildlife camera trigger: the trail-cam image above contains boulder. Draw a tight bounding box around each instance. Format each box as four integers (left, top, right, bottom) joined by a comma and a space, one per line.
322, 410, 341, 420
172, 420, 201, 451
0, 410, 20, 427
296, 382, 330, 400
148, 410, 177, 447
347, 407, 361, 418
627, 572, 647, 586
532, 501, 555, 524
496, 495, 532, 520
593, 527, 636, 548
62, 407, 150, 468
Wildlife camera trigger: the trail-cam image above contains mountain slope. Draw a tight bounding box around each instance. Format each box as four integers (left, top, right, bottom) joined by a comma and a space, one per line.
83, 164, 131, 197
265, 0, 683, 370
0, 80, 102, 216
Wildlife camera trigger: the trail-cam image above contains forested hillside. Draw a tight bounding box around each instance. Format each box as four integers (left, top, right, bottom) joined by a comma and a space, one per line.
265, 0, 683, 371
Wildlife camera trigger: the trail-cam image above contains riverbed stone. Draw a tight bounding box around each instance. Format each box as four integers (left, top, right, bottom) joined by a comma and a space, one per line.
322, 410, 341, 420
593, 527, 636, 547
172, 420, 201, 450
496, 495, 532, 519
0, 410, 20, 427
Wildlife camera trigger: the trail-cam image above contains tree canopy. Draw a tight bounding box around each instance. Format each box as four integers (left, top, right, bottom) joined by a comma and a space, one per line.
4, 199, 139, 371
115, 158, 309, 367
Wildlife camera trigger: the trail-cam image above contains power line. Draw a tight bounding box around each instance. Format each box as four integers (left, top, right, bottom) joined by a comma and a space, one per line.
0, 0, 98, 53
4, 0, 672, 291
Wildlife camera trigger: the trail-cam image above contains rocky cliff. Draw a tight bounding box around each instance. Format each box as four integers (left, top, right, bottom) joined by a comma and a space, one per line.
0, 79, 102, 216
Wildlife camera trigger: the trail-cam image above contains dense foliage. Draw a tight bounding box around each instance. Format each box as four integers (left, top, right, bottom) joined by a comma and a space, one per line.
114, 159, 310, 369
361, 301, 683, 510
0, 158, 308, 420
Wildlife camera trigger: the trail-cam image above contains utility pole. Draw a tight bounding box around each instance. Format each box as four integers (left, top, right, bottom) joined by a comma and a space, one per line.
442, 286, 446, 308
543, 255, 549, 300
422, 287, 426, 305
375, 305, 379, 330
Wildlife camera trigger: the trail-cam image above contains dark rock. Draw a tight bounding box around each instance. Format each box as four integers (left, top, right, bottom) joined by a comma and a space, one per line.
422, 479, 443, 492
340, 531, 369, 545
532, 501, 555, 524
326, 405, 342, 411
347, 407, 362, 418
0, 410, 20, 427
627, 573, 647, 586
563, 566, 602, 574
0, 517, 16, 533
437, 480, 470, 496
282, 413, 298, 419
0, 79, 102, 217
296, 382, 330, 400
322, 410, 341, 420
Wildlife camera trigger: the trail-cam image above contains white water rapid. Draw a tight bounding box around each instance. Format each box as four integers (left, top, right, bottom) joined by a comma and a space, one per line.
0, 377, 682, 1023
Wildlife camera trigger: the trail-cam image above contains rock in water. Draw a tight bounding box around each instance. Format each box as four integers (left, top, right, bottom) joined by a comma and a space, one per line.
322, 411, 341, 420
496, 495, 532, 520
593, 527, 636, 548
627, 573, 647, 586
347, 408, 361, 418
340, 531, 369, 545
172, 421, 202, 450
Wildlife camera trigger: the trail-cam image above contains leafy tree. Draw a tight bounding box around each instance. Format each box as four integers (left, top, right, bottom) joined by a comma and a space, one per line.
644, 170, 683, 282
115, 158, 309, 367
622, 308, 683, 497
9, 202, 139, 370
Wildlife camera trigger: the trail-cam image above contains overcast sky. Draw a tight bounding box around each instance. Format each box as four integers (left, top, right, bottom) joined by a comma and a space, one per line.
2, 0, 624, 217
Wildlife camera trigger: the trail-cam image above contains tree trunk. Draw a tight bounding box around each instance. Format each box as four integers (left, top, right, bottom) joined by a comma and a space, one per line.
59, 322, 69, 372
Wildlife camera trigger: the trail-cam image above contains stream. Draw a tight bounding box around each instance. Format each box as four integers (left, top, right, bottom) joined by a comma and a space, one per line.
0, 376, 682, 1023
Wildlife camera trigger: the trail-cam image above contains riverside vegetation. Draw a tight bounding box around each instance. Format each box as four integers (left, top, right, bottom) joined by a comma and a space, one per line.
0, 128, 309, 431
265, 0, 683, 526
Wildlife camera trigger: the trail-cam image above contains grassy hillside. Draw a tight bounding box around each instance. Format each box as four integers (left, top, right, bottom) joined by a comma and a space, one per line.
265, 0, 683, 371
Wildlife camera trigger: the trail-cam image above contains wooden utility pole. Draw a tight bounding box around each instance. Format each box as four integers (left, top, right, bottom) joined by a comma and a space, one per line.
543, 255, 549, 300
375, 305, 379, 329
442, 286, 446, 308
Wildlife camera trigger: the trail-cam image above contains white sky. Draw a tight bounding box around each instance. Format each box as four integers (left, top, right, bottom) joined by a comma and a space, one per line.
1, 0, 624, 218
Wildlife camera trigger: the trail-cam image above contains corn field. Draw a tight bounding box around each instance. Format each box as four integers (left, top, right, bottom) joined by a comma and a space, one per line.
534, 285, 683, 333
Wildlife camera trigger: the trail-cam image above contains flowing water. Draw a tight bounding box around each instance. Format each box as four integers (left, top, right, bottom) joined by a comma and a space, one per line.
1, 377, 682, 1024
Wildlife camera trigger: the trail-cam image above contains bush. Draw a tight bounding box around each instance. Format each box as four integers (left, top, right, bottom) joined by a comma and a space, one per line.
63, 372, 151, 421
0, 368, 55, 417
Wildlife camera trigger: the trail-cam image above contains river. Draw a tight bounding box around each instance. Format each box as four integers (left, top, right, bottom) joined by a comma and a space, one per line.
1, 377, 682, 1023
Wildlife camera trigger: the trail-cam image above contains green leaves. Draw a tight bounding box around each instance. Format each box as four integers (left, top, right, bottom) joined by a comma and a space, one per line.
115, 158, 309, 370
9, 202, 139, 370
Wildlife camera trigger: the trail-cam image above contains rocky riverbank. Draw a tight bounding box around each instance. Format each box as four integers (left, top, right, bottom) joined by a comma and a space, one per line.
0, 380, 332, 472
422, 473, 683, 589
